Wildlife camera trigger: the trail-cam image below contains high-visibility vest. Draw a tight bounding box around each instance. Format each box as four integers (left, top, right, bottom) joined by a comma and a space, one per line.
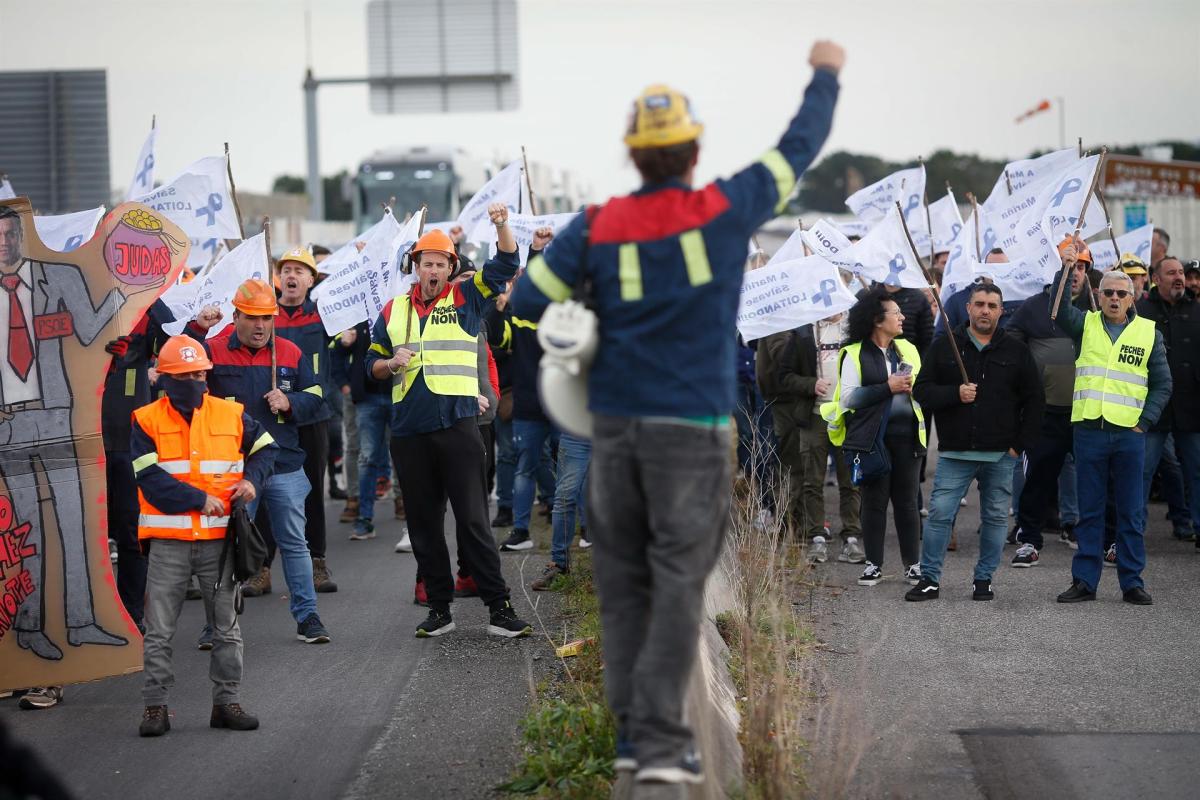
134, 395, 247, 541
820, 338, 927, 448
1071, 312, 1156, 427
385, 292, 479, 404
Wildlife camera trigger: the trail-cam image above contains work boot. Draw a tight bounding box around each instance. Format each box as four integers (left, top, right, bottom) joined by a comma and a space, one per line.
312, 558, 338, 593
339, 497, 359, 524
139, 705, 170, 737
531, 563, 567, 592
241, 566, 272, 598
210, 703, 260, 731
394, 494, 406, 520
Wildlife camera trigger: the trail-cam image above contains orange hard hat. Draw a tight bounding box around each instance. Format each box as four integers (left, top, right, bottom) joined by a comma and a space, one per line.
232, 278, 279, 315
410, 229, 458, 266
157, 335, 213, 375
179, 269, 196, 285
1057, 236, 1092, 266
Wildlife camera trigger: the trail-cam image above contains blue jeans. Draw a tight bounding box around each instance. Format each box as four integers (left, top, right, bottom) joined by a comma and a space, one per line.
250, 468, 317, 623
920, 454, 1015, 585
551, 434, 592, 569
355, 395, 393, 523
1059, 454, 1079, 525
513, 418, 558, 529
1073, 426, 1146, 592
1143, 431, 1200, 533
494, 415, 517, 510
734, 379, 777, 511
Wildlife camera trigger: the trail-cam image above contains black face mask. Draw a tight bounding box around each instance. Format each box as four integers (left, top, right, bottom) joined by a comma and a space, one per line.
161, 375, 207, 416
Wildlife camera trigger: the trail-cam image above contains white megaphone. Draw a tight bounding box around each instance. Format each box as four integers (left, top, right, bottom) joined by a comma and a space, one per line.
537, 299, 599, 438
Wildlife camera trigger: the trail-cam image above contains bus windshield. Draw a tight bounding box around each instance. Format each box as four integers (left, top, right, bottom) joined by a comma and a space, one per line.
357, 162, 455, 233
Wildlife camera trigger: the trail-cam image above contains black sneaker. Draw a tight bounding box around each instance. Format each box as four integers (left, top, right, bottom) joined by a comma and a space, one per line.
416, 607, 456, 638
857, 562, 883, 587
139, 705, 170, 737
905, 577, 940, 601
972, 579, 994, 601
1059, 523, 1078, 548
1056, 580, 1096, 603
636, 748, 703, 785
500, 528, 533, 551
488, 601, 532, 638
1011, 543, 1040, 568
296, 614, 331, 644
491, 507, 513, 528
1122, 586, 1153, 605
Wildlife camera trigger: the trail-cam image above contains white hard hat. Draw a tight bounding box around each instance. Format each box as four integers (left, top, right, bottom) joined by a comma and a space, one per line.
536, 300, 598, 439
538, 360, 593, 438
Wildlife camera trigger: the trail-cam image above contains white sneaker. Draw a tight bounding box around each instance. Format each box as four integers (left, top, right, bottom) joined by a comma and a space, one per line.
394, 531, 412, 553
959, 498, 968, 507
838, 536, 866, 563
807, 535, 828, 564
919, 508, 929, 518
904, 564, 922, 585
858, 562, 883, 586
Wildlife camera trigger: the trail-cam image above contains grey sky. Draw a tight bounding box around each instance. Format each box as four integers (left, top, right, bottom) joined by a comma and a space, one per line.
2, 0, 1198, 204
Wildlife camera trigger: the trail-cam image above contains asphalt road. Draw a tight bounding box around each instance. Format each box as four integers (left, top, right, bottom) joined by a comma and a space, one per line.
2, 494, 566, 800
802, 450, 1200, 799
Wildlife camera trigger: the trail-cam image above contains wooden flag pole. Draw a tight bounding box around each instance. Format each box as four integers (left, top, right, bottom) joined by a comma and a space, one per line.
1004, 170, 1012, 196
1051, 148, 1107, 321
919, 157, 934, 266
896, 201, 969, 384
521, 145, 539, 216
968, 192, 982, 261
224, 142, 246, 239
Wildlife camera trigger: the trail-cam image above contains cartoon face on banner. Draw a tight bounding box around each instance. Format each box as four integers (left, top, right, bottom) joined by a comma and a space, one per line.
0, 197, 187, 692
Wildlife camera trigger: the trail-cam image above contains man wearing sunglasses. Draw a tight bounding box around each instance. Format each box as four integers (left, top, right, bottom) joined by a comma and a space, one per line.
1053, 240, 1172, 606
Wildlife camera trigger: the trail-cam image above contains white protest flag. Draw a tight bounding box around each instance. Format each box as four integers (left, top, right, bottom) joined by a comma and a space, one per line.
800, 219, 857, 270
456, 160, 531, 242
1023, 155, 1105, 281
311, 212, 405, 336
835, 219, 870, 240
737, 254, 858, 342
1088, 223, 1154, 271
767, 229, 808, 267
0, 177, 14, 199
982, 254, 1046, 304
33, 206, 105, 252
167, 232, 268, 338
484, 211, 579, 265
844, 205, 929, 290
940, 209, 980, 303
846, 165, 925, 225
983, 148, 1077, 209
158, 273, 202, 333
928, 191, 964, 253
134, 156, 241, 269
385, 211, 425, 299
125, 126, 157, 200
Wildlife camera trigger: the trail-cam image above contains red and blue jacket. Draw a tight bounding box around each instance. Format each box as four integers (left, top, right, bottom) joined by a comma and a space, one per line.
365, 247, 519, 436
511, 68, 839, 418
274, 299, 334, 425
204, 331, 325, 474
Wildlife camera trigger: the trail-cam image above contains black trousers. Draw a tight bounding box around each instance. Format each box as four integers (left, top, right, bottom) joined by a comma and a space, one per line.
106, 449, 146, 625
299, 421, 329, 558
859, 425, 923, 569
1016, 410, 1073, 549
391, 418, 509, 608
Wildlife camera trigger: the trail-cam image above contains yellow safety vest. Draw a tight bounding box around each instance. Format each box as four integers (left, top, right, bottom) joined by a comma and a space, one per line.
820, 338, 926, 448
1071, 312, 1155, 427
385, 292, 479, 404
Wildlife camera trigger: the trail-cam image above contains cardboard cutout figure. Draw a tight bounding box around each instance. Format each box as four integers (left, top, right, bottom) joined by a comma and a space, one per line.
0, 197, 188, 691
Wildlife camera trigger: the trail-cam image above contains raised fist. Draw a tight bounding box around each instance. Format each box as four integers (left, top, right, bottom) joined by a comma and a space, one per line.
809, 40, 846, 74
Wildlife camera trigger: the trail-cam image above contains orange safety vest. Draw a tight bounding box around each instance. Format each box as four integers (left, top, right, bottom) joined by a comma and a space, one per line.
134, 395, 246, 541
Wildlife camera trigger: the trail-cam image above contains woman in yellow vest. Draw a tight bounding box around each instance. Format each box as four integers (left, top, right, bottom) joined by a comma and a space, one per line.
131, 335, 277, 737
822, 288, 927, 587
1050, 241, 1172, 606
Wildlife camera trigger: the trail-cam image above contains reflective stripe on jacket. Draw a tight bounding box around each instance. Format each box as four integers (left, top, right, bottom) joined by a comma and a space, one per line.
384, 293, 479, 403
1071, 312, 1156, 427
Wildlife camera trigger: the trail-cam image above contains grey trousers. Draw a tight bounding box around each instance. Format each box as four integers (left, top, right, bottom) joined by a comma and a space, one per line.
142, 539, 242, 706
588, 415, 732, 769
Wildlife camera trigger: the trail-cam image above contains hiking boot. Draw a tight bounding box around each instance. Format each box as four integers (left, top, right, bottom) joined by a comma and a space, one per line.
296, 613, 331, 644
500, 528, 533, 551
210, 703, 260, 731
904, 577, 940, 601
241, 566, 272, 598
312, 558, 338, 593
531, 563, 567, 591
1123, 586, 1153, 605
197, 624, 214, 651
1057, 580, 1096, 603
491, 507, 514, 528
416, 606, 455, 638
395, 531, 413, 553
904, 564, 922, 585
18, 687, 63, 710
339, 498, 359, 524
1011, 543, 1040, 568
488, 600, 533, 638
972, 579, 995, 601
857, 562, 882, 587
838, 536, 866, 564
807, 535, 829, 564
394, 495, 406, 520
349, 519, 376, 541
1104, 543, 1117, 567
455, 573, 480, 597
413, 578, 429, 607
139, 705, 170, 737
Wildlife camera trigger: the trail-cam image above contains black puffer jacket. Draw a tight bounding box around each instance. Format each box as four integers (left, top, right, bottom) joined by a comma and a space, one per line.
1136, 287, 1200, 432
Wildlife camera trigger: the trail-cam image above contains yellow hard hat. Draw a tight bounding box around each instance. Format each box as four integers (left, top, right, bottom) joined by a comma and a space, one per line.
624, 85, 704, 149
1118, 253, 1147, 275
277, 246, 318, 276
